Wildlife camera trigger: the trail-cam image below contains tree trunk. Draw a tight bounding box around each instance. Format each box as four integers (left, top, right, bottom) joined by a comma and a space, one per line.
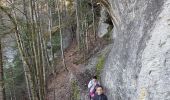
57, 0, 68, 72
91, 0, 96, 39
75, 0, 80, 49
22, 0, 33, 99
48, 0, 55, 74
0, 39, 6, 100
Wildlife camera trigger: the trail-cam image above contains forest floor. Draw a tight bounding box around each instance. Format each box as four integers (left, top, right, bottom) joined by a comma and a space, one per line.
46, 31, 110, 100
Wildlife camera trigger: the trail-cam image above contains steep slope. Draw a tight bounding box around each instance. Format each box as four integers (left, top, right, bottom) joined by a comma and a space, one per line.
101, 0, 170, 99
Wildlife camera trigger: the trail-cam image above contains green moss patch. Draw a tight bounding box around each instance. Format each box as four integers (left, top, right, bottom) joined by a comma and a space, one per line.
96, 55, 105, 80
71, 80, 80, 100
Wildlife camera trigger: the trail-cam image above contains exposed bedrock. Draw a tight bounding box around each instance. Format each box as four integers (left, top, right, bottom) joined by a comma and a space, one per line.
101, 0, 170, 100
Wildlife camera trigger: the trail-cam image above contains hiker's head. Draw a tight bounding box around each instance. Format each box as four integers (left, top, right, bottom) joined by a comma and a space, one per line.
96, 86, 104, 95
92, 76, 97, 81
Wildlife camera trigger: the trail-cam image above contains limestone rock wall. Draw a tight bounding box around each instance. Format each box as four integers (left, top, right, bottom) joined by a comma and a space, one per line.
101, 0, 170, 100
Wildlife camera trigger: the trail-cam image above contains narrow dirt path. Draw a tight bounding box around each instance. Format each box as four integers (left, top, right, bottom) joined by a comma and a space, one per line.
46, 34, 108, 100
47, 41, 83, 100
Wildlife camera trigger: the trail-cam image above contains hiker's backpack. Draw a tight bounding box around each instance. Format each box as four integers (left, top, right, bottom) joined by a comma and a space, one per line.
89, 84, 100, 98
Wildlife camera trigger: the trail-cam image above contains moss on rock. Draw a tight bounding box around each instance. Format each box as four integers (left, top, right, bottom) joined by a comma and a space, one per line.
96, 55, 105, 80
71, 80, 80, 100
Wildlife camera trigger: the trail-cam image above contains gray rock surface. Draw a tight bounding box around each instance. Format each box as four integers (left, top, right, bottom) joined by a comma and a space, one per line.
101, 0, 170, 100
98, 8, 111, 38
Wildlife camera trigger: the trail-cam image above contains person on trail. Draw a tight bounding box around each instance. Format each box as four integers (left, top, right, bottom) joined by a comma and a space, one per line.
93, 86, 108, 100
88, 76, 100, 99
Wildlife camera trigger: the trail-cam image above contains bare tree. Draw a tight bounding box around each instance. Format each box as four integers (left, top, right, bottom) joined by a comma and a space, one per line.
0, 39, 6, 100
56, 0, 68, 72
47, 0, 55, 74
91, 0, 96, 39
75, 0, 80, 50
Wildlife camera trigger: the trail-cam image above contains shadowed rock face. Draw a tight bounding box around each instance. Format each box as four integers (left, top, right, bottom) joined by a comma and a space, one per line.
101, 0, 170, 99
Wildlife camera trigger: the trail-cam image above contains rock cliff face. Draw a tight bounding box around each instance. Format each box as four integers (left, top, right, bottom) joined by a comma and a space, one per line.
101, 0, 170, 100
